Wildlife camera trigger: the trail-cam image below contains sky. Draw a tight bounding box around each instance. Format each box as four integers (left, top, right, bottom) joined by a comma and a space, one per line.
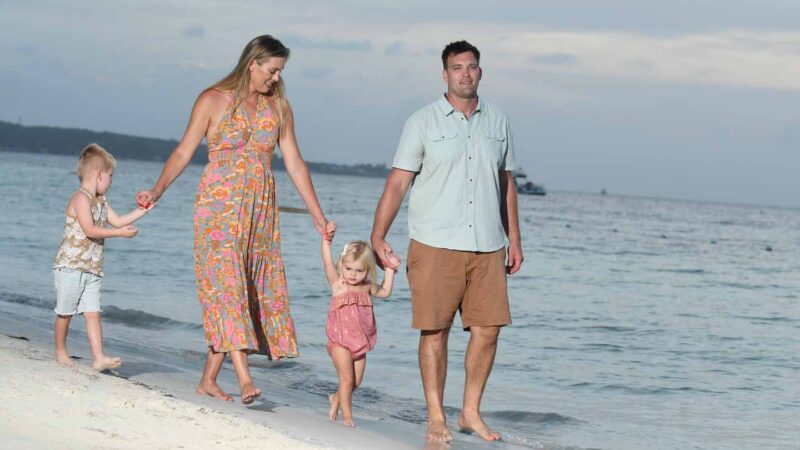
2, 0, 799, 208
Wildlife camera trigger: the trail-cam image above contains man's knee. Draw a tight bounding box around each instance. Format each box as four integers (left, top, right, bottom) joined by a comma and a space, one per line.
470, 326, 500, 344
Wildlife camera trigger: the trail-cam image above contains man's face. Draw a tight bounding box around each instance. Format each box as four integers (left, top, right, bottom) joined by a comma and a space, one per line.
443, 51, 481, 99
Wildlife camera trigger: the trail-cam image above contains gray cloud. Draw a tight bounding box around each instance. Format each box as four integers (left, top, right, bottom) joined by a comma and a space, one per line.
531, 52, 579, 66
384, 42, 404, 55
284, 35, 371, 51
300, 66, 335, 79
183, 25, 206, 39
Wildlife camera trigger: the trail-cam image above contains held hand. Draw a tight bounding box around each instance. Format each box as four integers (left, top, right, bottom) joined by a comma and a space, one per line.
138, 202, 157, 212
371, 237, 399, 271
118, 226, 139, 238
387, 254, 402, 272
135, 190, 159, 209
506, 241, 524, 275
324, 221, 336, 242
312, 216, 328, 239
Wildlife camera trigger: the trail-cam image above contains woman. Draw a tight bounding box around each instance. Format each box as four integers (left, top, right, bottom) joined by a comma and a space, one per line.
136, 35, 329, 404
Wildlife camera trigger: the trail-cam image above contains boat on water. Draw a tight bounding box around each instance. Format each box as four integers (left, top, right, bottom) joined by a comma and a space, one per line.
513, 170, 546, 196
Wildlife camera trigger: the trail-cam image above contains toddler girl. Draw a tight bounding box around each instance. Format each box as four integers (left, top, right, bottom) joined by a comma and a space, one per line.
321, 222, 399, 428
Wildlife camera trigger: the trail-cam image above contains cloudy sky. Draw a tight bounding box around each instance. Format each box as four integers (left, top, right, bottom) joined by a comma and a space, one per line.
2, 0, 799, 207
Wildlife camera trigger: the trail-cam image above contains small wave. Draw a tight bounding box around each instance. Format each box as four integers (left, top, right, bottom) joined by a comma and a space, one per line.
654, 268, 705, 274
483, 410, 579, 426
732, 315, 795, 323
0, 290, 201, 331
101, 306, 202, 330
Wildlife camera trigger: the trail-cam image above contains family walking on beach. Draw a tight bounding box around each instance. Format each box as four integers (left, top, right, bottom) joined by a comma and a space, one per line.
53, 35, 522, 444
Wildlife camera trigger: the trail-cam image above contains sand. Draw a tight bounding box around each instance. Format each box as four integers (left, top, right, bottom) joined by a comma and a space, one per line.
0, 333, 327, 450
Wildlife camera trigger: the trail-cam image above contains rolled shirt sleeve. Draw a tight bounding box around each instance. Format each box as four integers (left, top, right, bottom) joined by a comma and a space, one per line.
392, 116, 425, 172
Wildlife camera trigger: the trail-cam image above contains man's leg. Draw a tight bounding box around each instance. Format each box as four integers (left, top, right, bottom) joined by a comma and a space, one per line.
458, 325, 501, 441
420, 328, 452, 442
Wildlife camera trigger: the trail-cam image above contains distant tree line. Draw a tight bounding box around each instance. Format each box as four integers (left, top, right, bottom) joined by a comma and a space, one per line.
0, 121, 389, 178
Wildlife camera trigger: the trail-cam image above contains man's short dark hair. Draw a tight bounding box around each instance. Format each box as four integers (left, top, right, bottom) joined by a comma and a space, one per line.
441, 40, 480, 69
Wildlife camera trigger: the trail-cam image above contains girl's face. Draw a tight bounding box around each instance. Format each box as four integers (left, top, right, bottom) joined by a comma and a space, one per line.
341, 260, 367, 286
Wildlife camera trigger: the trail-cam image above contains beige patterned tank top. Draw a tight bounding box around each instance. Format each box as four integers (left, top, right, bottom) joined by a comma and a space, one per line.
53, 189, 108, 276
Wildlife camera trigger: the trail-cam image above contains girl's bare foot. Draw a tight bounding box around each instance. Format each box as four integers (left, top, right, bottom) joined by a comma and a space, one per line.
92, 355, 121, 372
196, 380, 233, 402
342, 414, 355, 428
240, 382, 261, 404
55, 351, 76, 368
458, 413, 501, 441
328, 393, 340, 421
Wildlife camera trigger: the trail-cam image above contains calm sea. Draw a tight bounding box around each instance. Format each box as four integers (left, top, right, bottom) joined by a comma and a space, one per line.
1, 151, 798, 449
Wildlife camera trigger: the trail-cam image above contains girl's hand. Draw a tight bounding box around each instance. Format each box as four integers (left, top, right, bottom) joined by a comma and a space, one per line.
387, 254, 401, 271
135, 190, 160, 209
324, 221, 336, 242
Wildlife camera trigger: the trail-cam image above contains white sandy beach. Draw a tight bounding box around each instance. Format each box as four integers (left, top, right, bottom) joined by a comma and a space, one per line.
0, 333, 327, 450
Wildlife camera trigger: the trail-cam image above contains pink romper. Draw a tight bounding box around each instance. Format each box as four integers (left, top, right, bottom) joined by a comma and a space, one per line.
325, 288, 377, 358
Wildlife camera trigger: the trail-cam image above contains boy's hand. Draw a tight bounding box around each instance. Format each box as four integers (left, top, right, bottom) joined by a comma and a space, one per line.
324, 221, 336, 242
118, 226, 138, 238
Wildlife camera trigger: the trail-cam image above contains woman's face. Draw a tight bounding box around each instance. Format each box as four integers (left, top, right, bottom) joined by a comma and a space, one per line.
249, 56, 286, 94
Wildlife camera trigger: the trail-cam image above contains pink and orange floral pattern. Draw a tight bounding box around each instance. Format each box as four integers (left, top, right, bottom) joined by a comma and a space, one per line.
194, 94, 298, 358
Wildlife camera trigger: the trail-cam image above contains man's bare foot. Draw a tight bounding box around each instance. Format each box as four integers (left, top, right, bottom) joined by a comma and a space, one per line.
196, 380, 233, 402
328, 393, 340, 421
55, 351, 76, 368
458, 413, 501, 441
92, 355, 121, 372
427, 420, 453, 443
240, 382, 261, 405
342, 414, 355, 428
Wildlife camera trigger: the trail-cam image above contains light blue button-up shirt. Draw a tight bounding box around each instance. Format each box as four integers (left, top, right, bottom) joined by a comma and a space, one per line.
392, 95, 516, 252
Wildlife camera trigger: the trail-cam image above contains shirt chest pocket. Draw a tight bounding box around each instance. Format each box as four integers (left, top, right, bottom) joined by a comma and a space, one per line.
479, 131, 506, 167
426, 128, 462, 163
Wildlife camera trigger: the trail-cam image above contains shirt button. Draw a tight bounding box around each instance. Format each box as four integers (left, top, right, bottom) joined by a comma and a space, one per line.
469, 225, 472, 227
469, 201, 473, 204
470, 178, 473, 182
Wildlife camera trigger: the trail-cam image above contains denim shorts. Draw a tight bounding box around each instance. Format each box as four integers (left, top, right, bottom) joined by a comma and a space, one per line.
53, 268, 102, 316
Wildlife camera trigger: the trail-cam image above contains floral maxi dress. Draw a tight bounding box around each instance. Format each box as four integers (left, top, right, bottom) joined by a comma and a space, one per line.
194, 94, 298, 358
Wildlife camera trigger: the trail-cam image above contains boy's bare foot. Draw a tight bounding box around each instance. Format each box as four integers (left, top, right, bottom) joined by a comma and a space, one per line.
427, 420, 453, 443
55, 352, 76, 368
196, 380, 233, 402
458, 413, 501, 441
342, 414, 355, 428
240, 382, 261, 404
92, 355, 122, 372
328, 393, 340, 421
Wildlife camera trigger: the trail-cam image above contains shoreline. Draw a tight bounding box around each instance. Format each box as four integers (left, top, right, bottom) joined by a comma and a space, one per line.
0, 311, 441, 450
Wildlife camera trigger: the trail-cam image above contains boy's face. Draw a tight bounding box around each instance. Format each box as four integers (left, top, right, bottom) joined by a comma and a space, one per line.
96, 169, 113, 195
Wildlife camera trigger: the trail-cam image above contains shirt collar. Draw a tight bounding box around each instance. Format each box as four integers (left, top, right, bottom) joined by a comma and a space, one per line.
437, 94, 483, 117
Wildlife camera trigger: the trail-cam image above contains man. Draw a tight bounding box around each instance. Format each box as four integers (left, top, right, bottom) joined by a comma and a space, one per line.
371, 40, 523, 443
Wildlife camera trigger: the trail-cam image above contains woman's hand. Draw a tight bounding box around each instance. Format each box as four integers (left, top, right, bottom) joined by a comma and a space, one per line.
135, 190, 160, 209
324, 221, 336, 242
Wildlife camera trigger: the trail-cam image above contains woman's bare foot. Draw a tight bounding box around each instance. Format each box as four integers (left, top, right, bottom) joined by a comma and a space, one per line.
55, 351, 76, 368
328, 393, 340, 421
92, 355, 121, 372
342, 414, 356, 428
458, 413, 501, 441
240, 382, 261, 404
427, 420, 453, 443
196, 379, 233, 402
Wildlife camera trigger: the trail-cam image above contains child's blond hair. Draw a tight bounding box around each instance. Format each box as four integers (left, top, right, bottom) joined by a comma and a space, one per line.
336, 241, 377, 286
76, 143, 116, 181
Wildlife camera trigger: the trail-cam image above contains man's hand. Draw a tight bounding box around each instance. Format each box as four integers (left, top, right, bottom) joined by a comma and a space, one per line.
506, 241, 523, 274
372, 236, 400, 271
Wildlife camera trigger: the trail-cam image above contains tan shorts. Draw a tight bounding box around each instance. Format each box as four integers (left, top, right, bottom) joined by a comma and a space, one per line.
406, 240, 511, 330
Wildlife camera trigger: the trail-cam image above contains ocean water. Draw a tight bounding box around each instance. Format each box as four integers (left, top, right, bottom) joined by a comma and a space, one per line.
1, 151, 798, 449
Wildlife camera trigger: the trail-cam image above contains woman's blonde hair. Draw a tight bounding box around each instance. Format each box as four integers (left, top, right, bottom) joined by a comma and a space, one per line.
76, 143, 116, 181
208, 35, 291, 136
336, 241, 377, 287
